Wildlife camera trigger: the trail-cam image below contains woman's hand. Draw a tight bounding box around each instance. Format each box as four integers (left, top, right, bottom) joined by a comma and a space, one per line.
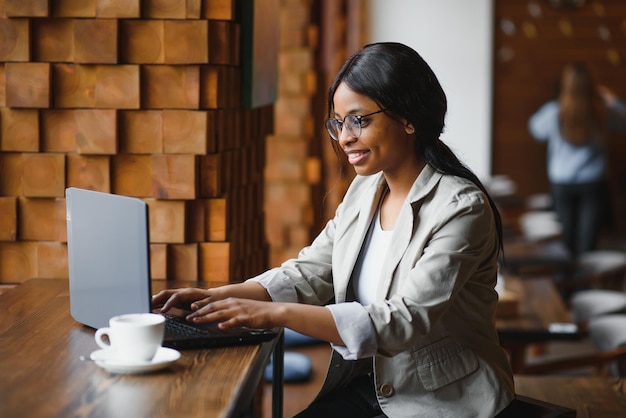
152, 281, 271, 314
151, 287, 217, 313
187, 298, 284, 330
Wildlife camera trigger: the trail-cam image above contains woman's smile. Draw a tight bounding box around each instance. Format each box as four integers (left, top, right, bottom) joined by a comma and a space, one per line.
345, 148, 371, 165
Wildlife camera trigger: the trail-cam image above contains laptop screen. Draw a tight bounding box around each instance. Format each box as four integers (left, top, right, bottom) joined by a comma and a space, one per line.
66, 188, 152, 329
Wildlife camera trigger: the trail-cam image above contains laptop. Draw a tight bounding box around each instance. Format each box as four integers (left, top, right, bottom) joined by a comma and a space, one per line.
65, 187, 277, 349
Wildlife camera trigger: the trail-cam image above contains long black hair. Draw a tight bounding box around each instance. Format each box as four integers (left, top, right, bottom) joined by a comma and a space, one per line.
327, 42, 504, 256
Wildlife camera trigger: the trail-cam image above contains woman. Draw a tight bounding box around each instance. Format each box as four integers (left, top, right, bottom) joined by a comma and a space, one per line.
528, 63, 626, 258
153, 42, 515, 417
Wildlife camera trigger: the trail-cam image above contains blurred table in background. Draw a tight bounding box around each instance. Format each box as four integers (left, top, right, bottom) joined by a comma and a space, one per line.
514, 375, 626, 418
497, 275, 580, 373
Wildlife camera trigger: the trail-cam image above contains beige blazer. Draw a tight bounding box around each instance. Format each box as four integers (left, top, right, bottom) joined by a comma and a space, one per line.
256, 165, 515, 417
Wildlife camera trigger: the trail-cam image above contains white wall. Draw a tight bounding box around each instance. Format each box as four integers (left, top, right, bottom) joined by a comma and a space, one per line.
365, 0, 493, 179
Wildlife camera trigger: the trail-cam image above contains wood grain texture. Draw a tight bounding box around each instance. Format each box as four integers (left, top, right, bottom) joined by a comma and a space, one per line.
74, 19, 118, 64
0, 196, 17, 241
0, 280, 277, 417
0, 108, 40, 151
5, 62, 50, 108
515, 376, 626, 418
119, 110, 164, 153
52, 0, 97, 17
0, 242, 37, 283
112, 154, 152, 197
163, 110, 208, 154
66, 154, 111, 192
4, 0, 49, 17
36, 241, 69, 278
32, 19, 75, 62
163, 20, 208, 64
120, 20, 165, 64
18, 197, 66, 241
74, 109, 117, 154
151, 154, 197, 200
146, 198, 186, 243
142, 65, 200, 109
96, 0, 140, 18
21, 153, 65, 197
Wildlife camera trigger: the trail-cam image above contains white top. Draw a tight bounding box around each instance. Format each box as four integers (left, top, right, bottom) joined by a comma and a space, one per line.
351, 205, 393, 306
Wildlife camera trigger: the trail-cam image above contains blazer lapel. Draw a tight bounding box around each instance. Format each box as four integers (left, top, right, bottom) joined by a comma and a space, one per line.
377, 165, 443, 300
334, 173, 387, 303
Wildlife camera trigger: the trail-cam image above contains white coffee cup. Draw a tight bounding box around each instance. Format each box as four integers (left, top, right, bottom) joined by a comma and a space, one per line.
95, 313, 165, 362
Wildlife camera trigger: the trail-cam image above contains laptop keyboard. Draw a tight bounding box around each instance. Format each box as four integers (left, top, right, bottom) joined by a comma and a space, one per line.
163, 313, 223, 338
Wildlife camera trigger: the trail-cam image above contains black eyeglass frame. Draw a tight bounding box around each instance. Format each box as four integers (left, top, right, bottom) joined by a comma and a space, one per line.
324, 109, 387, 141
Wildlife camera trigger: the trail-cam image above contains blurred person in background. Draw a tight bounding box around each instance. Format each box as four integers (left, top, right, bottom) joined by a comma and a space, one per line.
529, 62, 626, 258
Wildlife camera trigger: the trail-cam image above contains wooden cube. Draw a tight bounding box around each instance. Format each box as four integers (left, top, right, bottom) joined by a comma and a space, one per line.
142, 65, 200, 109
0, 196, 17, 241
0, 153, 23, 196
202, 0, 235, 20
53, 63, 98, 107
0, 65, 5, 107
119, 20, 165, 64
95, 65, 140, 109
151, 154, 197, 199
4, 0, 49, 17
32, 19, 74, 62
21, 153, 65, 198
146, 199, 186, 243
18, 197, 66, 241
199, 242, 230, 282
186, 0, 201, 19
66, 154, 110, 192
208, 20, 234, 65
163, 20, 208, 64
0, 242, 37, 283
207, 198, 227, 241
5, 62, 51, 108
186, 199, 206, 242
0, 18, 30, 61
200, 66, 240, 109
96, 0, 140, 18
0, 108, 40, 152
74, 109, 117, 154
119, 110, 163, 153
41, 110, 77, 152
198, 154, 222, 198
143, 0, 187, 19
37, 241, 69, 278
150, 243, 167, 280
163, 110, 207, 154
111, 154, 152, 197
52, 0, 97, 17
74, 19, 118, 64
167, 243, 198, 281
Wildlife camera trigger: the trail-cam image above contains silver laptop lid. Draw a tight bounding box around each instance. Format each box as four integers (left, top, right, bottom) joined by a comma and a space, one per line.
66, 188, 151, 329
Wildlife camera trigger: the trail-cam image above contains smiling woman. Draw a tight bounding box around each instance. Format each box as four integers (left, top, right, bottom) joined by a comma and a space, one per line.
153, 42, 515, 418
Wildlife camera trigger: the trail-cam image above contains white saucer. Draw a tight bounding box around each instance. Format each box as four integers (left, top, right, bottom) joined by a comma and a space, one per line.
90, 347, 181, 374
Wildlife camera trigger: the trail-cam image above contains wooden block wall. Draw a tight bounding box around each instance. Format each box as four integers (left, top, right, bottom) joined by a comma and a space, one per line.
0, 0, 272, 285
263, 0, 321, 267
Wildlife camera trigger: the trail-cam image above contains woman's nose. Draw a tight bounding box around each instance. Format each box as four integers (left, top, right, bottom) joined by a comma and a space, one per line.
337, 127, 356, 146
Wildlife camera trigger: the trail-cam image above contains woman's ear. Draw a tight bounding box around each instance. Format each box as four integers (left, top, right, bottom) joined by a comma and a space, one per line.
405, 123, 415, 135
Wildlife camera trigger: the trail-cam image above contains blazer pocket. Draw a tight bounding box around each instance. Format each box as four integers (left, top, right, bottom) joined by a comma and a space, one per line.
413, 337, 479, 391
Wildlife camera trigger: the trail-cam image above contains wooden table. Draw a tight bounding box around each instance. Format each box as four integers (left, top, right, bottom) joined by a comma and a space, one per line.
515, 375, 626, 417
496, 275, 580, 373
0, 279, 284, 418
501, 239, 573, 277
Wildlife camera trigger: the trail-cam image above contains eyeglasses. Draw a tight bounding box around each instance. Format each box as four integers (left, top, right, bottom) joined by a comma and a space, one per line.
324, 109, 387, 141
